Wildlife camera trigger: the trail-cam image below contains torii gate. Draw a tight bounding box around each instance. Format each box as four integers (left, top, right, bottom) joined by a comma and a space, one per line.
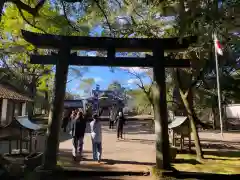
21, 30, 196, 170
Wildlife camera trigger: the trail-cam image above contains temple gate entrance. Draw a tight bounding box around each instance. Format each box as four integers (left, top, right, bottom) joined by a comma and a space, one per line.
21, 30, 196, 170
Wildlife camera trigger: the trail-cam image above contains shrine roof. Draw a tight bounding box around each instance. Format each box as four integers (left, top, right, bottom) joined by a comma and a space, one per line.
0, 116, 46, 138
16, 116, 46, 131
0, 84, 32, 102
21, 30, 197, 52
168, 116, 188, 129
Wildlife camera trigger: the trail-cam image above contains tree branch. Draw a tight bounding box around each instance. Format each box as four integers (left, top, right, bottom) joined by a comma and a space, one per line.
17, 6, 47, 33
94, 0, 115, 37
10, 0, 46, 16
61, 0, 82, 33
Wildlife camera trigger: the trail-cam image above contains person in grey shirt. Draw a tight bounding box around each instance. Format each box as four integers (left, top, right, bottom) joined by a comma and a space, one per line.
90, 114, 102, 162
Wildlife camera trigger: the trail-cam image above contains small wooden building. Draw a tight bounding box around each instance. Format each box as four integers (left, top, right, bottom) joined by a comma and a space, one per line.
168, 116, 191, 151
0, 116, 46, 154
0, 83, 32, 127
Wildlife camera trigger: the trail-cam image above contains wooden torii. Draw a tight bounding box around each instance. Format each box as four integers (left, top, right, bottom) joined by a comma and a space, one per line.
21, 30, 196, 170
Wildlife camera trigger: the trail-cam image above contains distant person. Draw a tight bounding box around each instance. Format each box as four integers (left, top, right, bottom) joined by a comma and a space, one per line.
116, 111, 126, 140
62, 110, 71, 132
71, 110, 87, 161
67, 109, 76, 132
109, 107, 115, 129
90, 114, 102, 162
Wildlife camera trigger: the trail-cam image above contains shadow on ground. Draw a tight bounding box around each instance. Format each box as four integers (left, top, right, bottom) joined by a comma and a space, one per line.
200, 142, 240, 150
171, 171, 240, 180
203, 150, 240, 158
120, 138, 154, 145
101, 159, 155, 166
59, 149, 154, 168
23, 168, 240, 180
173, 158, 201, 165
59, 133, 73, 142
177, 148, 240, 158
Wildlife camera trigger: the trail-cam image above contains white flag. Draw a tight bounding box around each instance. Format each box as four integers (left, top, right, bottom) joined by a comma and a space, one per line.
214, 34, 223, 56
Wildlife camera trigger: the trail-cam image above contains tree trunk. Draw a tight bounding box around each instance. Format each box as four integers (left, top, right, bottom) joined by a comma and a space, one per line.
180, 88, 203, 160
0, 1, 5, 22
43, 49, 69, 169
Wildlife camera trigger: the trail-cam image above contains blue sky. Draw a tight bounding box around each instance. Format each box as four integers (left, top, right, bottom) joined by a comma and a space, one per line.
66, 66, 151, 96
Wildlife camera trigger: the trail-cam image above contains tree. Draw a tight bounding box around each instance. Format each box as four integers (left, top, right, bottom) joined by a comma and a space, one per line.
0, 1, 91, 117
100, 0, 240, 162
65, 91, 75, 100
79, 78, 95, 97
126, 88, 152, 114
120, 68, 154, 106
107, 80, 122, 91
170, 0, 240, 160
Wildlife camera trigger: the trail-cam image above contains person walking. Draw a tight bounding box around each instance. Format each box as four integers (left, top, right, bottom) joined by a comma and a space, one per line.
109, 107, 115, 129
71, 110, 87, 161
67, 109, 76, 132
116, 111, 125, 140
90, 114, 102, 162
62, 110, 71, 132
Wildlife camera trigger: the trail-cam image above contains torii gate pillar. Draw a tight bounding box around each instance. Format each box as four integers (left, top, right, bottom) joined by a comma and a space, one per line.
153, 47, 171, 169
43, 48, 70, 169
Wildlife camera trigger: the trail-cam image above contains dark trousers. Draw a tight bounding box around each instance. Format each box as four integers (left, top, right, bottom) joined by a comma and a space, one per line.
62, 118, 69, 132
72, 136, 84, 157
117, 123, 123, 138
109, 120, 114, 129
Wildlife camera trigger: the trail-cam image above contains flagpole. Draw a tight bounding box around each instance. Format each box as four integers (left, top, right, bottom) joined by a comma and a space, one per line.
214, 33, 224, 138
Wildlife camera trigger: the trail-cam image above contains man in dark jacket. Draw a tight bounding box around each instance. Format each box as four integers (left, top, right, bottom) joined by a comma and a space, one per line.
116, 111, 125, 139
71, 110, 87, 161
62, 110, 71, 132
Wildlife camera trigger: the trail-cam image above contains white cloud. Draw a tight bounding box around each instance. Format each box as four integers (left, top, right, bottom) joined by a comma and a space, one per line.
120, 67, 149, 74
127, 78, 139, 85
94, 77, 103, 82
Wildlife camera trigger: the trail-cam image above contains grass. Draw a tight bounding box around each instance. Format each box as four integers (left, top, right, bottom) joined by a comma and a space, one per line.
57, 160, 72, 166
173, 152, 240, 174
